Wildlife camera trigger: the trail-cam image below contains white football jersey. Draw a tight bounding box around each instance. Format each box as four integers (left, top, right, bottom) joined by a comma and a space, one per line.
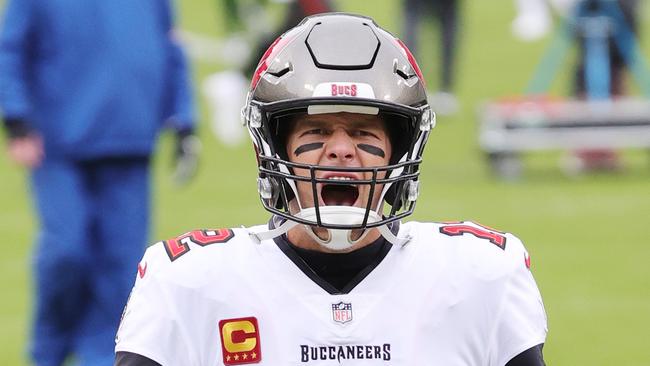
115, 221, 547, 366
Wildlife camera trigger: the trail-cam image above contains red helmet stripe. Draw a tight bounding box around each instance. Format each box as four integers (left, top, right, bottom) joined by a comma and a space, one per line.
251, 30, 299, 90
251, 36, 282, 90
395, 39, 426, 87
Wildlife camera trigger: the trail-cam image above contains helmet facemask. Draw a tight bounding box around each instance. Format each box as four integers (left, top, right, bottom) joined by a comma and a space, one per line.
248, 99, 434, 250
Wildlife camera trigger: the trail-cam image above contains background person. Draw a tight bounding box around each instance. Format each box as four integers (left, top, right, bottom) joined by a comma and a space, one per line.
0, 0, 197, 364
402, 0, 461, 115
570, 0, 641, 172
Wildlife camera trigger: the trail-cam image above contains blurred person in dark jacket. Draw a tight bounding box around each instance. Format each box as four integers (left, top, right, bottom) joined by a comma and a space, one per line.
0, 0, 197, 364
402, 0, 461, 115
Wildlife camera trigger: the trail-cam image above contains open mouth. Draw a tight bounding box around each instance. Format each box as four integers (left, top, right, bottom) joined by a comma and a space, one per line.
321, 181, 360, 206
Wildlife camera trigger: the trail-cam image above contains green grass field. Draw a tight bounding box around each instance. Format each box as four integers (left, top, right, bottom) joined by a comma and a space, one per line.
1, 1, 650, 364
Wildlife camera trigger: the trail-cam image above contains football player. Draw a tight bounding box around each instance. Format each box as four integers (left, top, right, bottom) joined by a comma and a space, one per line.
115, 13, 547, 365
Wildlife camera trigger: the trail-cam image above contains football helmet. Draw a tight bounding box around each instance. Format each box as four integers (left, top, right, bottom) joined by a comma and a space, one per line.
243, 13, 435, 250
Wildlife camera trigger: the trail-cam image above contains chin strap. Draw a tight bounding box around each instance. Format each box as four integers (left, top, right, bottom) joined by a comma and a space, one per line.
248, 206, 413, 249
249, 219, 299, 243
302, 225, 368, 251
377, 224, 411, 247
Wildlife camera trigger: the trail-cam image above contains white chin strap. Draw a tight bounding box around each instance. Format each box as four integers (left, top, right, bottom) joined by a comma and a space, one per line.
297, 206, 379, 251
250, 206, 410, 251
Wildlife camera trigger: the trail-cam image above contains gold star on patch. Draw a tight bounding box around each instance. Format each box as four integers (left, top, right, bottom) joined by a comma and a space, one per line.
234, 354, 239, 361
251, 352, 257, 359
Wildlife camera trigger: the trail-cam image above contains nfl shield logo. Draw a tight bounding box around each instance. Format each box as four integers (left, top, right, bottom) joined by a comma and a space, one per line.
331, 302, 353, 324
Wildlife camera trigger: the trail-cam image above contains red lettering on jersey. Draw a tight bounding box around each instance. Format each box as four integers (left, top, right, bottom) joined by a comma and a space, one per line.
220, 317, 262, 365
440, 220, 505, 234
163, 237, 190, 262
189, 229, 235, 247
439, 223, 507, 250
162, 229, 235, 261
351, 84, 357, 96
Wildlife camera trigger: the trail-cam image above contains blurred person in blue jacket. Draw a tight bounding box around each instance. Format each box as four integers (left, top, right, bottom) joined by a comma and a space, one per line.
0, 0, 198, 364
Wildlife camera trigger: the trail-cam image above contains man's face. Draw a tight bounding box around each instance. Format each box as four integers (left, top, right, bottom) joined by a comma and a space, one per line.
285, 112, 392, 213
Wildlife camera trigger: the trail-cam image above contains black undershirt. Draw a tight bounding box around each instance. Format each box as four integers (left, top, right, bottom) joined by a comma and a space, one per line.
267, 216, 399, 294
282, 233, 390, 292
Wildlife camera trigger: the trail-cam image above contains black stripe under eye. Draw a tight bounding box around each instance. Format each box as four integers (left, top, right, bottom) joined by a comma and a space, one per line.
357, 144, 385, 158
294, 142, 324, 156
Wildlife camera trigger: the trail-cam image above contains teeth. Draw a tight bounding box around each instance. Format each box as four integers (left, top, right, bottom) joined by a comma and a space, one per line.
329, 176, 352, 181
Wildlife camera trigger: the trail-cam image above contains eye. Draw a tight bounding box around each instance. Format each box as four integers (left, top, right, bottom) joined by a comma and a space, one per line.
352, 129, 379, 139
301, 128, 327, 137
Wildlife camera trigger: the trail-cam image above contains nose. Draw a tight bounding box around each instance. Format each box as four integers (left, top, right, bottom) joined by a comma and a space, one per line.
325, 129, 355, 163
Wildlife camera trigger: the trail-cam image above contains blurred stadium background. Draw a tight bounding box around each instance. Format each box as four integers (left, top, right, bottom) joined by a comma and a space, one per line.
1, 0, 649, 364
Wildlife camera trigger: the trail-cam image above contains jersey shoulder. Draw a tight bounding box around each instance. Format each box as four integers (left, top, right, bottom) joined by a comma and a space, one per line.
137, 225, 264, 284
404, 220, 532, 275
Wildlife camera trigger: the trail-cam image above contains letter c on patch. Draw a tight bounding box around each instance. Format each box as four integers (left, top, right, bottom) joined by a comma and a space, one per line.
221, 320, 257, 353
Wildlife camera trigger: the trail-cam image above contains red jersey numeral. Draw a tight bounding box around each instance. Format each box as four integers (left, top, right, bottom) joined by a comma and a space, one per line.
439, 223, 506, 250
163, 229, 235, 261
